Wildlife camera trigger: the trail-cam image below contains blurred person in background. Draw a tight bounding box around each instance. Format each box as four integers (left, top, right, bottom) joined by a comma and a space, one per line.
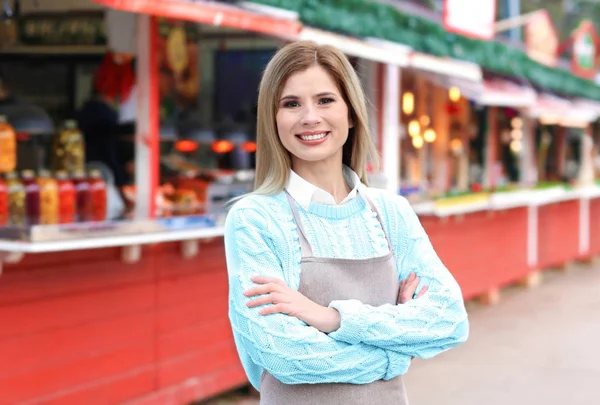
76, 84, 128, 219
224, 41, 469, 405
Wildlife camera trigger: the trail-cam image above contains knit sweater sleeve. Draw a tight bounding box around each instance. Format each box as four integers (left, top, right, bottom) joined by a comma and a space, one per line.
327, 193, 469, 359
225, 200, 411, 389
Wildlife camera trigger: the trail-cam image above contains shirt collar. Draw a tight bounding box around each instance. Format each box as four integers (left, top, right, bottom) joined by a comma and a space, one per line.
285, 165, 363, 210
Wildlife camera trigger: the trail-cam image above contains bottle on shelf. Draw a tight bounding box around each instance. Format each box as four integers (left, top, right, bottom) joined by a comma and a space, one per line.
21, 170, 40, 226
5, 172, 25, 226
52, 120, 85, 174
0, 115, 16, 174
0, 175, 8, 226
72, 170, 91, 222
56, 170, 76, 224
88, 169, 107, 222
38, 170, 59, 225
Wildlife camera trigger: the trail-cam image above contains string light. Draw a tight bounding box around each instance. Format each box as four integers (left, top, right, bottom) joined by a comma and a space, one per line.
423, 128, 436, 143
402, 92, 415, 115
412, 135, 424, 149
511, 117, 523, 129
449, 87, 461, 102
408, 120, 420, 137
510, 139, 522, 153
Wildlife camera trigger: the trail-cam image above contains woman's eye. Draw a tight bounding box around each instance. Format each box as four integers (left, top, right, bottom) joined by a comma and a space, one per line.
319, 97, 334, 105
283, 100, 300, 108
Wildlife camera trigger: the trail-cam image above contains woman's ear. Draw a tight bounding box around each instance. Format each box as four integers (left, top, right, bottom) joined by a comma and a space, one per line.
348, 115, 355, 129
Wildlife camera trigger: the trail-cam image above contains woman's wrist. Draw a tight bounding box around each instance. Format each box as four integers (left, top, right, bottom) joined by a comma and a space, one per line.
320, 307, 341, 334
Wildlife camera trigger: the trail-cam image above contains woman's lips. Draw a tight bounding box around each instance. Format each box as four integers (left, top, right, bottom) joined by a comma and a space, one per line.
296, 131, 330, 145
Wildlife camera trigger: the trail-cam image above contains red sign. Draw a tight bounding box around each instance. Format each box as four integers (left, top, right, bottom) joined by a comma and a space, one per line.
525, 10, 559, 67
570, 20, 599, 80
443, 0, 497, 40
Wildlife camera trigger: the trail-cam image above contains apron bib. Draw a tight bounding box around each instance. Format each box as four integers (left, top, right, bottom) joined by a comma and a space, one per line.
259, 191, 409, 405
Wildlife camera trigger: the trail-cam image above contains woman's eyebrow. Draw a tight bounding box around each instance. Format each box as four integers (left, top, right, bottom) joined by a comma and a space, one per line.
279, 95, 298, 102
280, 92, 337, 102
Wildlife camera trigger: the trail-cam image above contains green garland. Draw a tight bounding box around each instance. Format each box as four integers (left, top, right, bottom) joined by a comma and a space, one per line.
251, 0, 600, 101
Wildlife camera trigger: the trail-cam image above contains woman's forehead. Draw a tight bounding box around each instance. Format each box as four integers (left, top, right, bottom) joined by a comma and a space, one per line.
280, 66, 341, 96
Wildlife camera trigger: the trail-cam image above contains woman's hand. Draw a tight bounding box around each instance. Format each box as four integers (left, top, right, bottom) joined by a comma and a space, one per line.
244, 275, 341, 334
398, 272, 428, 304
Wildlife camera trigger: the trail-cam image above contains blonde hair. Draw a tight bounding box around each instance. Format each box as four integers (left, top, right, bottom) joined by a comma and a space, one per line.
252, 41, 379, 196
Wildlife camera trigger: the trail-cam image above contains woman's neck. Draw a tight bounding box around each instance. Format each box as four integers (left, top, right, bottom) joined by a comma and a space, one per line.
292, 160, 351, 204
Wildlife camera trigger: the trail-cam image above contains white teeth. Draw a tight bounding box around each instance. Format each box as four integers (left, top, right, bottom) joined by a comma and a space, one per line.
299, 132, 327, 141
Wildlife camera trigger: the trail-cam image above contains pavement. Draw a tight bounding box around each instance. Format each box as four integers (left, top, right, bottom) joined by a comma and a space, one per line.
404, 262, 600, 405
202, 261, 600, 405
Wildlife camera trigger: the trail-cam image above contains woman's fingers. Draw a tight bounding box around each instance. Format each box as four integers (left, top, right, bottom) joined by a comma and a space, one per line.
246, 292, 287, 308
259, 303, 291, 316
399, 273, 427, 303
244, 282, 282, 297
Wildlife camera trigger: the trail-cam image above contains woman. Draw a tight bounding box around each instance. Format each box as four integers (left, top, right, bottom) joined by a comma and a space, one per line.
224, 41, 469, 405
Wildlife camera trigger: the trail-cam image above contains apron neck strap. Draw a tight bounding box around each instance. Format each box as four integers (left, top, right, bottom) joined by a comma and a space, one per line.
285, 191, 314, 258
359, 189, 394, 251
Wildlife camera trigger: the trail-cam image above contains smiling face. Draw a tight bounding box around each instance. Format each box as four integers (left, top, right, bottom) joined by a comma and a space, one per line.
275, 64, 353, 172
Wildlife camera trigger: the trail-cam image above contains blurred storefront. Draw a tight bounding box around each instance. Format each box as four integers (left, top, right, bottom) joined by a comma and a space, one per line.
1, 1, 600, 404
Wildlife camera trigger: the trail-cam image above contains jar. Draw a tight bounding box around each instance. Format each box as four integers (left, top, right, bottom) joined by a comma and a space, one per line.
52, 120, 85, 174
22, 170, 40, 226
0, 115, 16, 173
56, 170, 76, 224
38, 170, 59, 225
88, 169, 107, 222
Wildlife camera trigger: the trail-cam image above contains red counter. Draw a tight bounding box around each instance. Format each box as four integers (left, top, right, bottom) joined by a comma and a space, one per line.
422, 207, 529, 301
0, 240, 245, 405
590, 198, 600, 256
537, 199, 581, 270
0, 195, 597, 404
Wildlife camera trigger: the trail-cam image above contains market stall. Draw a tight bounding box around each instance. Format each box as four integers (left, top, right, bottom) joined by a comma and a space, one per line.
2, 1, 600, 404
0, 1, 301, 404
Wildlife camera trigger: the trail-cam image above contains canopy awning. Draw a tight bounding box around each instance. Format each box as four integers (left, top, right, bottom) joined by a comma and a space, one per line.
408, 52, 482, 82
477, 79, 537, 107
529, 94, 598, 127
417, 71, 483, 100
299, 28, 411, 66
92, 0, 302, 40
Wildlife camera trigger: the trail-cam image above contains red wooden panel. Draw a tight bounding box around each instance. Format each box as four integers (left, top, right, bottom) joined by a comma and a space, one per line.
0, 341, 155, 405
0, 283, 155, 339
30, 369, 155, 405
156, 295, 228, 334
2, 248, 123, 273
590, 198, 600, 256
0, 312, 154, 378
157, 343, 239, 389
156, 270, 228, 309
153, 240, 226, 280
0, 253, 155, 307
158, 318, 233, 361
537, 200, 580, 269
124, 365, 247, 405
422, 208, 529, 300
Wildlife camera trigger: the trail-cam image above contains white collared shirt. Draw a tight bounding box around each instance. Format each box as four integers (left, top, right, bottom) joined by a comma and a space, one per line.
285, 165, 363, 210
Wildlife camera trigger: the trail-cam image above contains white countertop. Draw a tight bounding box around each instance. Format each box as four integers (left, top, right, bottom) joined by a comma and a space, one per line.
416, 186, 600, 217
0, 226, 225, 254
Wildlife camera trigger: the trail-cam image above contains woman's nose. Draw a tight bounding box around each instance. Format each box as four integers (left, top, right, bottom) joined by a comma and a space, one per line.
300, 105, 321, 126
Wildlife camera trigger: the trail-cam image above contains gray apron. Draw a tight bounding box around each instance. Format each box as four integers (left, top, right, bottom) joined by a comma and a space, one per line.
259, 191, 409, 405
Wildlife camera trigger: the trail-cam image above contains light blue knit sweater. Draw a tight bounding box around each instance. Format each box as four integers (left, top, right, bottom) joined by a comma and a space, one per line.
224, 187, 469, 390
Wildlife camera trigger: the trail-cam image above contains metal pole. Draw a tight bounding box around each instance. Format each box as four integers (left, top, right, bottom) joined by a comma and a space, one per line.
135, 14, 160, 219
506, 0, 522, 42
382, 63, 401, 194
